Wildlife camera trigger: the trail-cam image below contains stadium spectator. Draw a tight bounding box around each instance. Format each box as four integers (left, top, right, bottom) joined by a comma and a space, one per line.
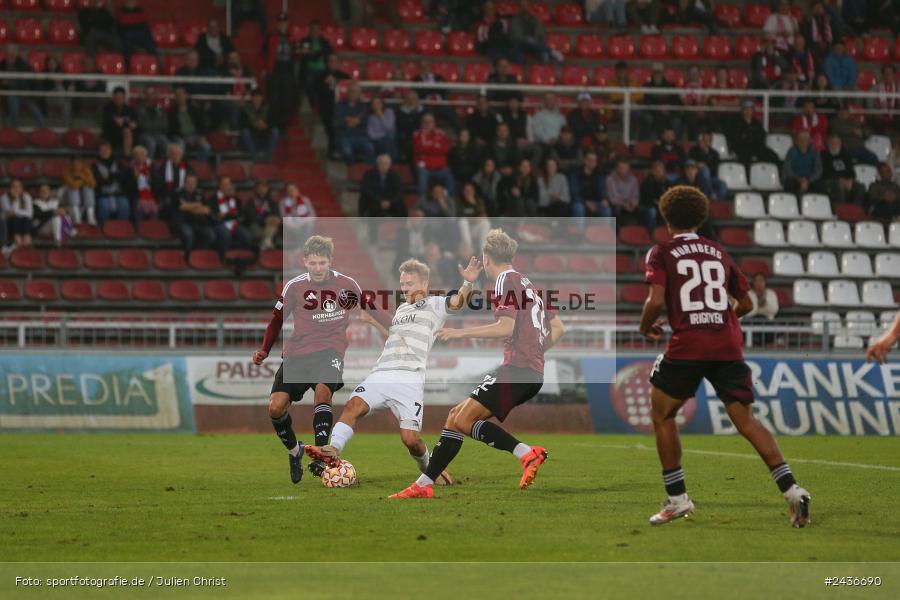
476, 1, 516, 63
316, 55, 350, 157
508, 0, 562, 64
821, 133, 865, 204
117, 0, 157, 67
168, 87, 211, 162
423, 241, 457, 291
841, 0, 869, 35
823, 41, 857, 91
488, 122, 521, 176
209, 176, 250, 257
195, 18, 235, 70
1, 180, 33, 249
230, 0, 267, 32
666, 0, 719, 34
78, 0, 121, 55
867, 163, 900, 221
677, 159, 713, 198
792, 98, 829, 151
628, 0, 662, 34
136, 87, 171, 160
486, 58, 524, 103
570, 151, 607, 228
498, 158, 539, 217
467, 93, 501, 146
242, 180, 281, 251
127, 145, 158, 224
366, 96, 397, 161
587, 0, 627, 28
333, 83, 373, 164
171, 173, 214, 259
414, 113, 455, 199
359, 154, 407, 241
215, 50, 252, 130
240, 89, 280, 162
644, 63, 683, 134
745, 274, 779, 321
153, 143, 188, 217
73, 55, 104, 116
394, 208, 429, 268
810, 72, 840, 114
830, 105, 880, 166
396, 89, 426, 162
751, 39, 788, 90
0, 44, 45, 127
37, 55, 72, 127
786, 35, 816, 86
62, 156, 97, 226
418, 182, 457, 218
32, 183, 72, 247
92, 140, 131, 224
890, 137, 900, 182
280, 183, 316, 245
449, 129, 484, 184
771, 71, 803, 123
871, 65, 899, 131
298, 20, 333, 107
782, 131, 823, 195
605, 158, 640, 220
567, 93, 605, 150
710, 66, 740, 110
801, 1, 836, 60
530, 93, 567, 147
550, 127, 584, 176
174, 50, 207, 96
650, 127, 685, 180
472, 158, 502, 215
637, 160, 668, 231
458, 181, 491, 257
764, 0, 799, 53
610, 61, 652, 139
727, 100, 781, 166
499, 96, 531, 148
102, 87, 138, 157
538, 157, 571, 217
265, 13, 298, 127
680, 66, 709, 139
413, 59, 460, 131
689, 130, 727, 200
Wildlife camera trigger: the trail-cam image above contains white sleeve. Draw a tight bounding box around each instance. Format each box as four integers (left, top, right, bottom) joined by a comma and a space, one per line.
431, 296, 450, 320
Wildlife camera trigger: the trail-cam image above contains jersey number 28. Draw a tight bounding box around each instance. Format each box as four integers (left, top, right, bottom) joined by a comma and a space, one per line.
676, 259, 728, 312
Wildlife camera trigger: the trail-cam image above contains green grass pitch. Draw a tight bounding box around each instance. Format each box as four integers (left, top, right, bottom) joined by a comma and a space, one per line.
1, 433, 898, 599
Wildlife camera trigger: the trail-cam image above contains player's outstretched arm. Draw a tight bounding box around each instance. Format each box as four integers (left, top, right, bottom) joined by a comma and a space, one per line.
447, 256, 483, 312
254, 310, 284, 365
544, 314, 566, 350
733, 293, 754, 319
639, 284, 666, 341
437, 315, 515, 341
867, 311, 900, 364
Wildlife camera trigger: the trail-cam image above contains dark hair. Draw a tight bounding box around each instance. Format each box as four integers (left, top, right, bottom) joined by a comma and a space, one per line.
113, 86, 126, 95
659, 185, 710, 230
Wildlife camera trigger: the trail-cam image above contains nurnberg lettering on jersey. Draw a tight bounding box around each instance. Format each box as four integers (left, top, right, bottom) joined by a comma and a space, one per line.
669, 243, 722, 260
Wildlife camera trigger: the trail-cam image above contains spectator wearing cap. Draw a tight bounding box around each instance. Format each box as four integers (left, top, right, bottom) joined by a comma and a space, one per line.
499, 96, 531, 149
764, 0, 799, 53
677, 159, 713, 198
605, 158, 639, 220
102, 86, 138, 157
727, 100, 781, 167
823, 41, 857, 91
627, 0, 661, 34
360, 154, 407, 241
414, 113, 456, 199
168, 87, 211, 162
242, 180, 281, 250
298, 20, 333, 108
650, 127, 685, 181
689, 130, 728, 201
792, 98, 829, 152
567, 93, 605, 150
195, 18, 235, 70
549, 127, 584, 176
467, 93, 502, 146
488, 122, 521, 177
530, 93, 567, 149
334, 82, 374, 164
240, 89, 280, 162
782, 131, 823, 195
569, 151, 608, 230
822, 133, 865, 204
117, 0, 157, 67
267, 13, 299, 129
645, 62, 683, 136
538, 157, 571, 217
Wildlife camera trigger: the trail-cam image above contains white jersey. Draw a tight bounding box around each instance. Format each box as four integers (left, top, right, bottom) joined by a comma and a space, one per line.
371, 295, 451, 375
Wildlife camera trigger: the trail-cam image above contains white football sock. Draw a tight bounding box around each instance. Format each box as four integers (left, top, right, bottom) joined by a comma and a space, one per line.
415, 474, 434, 487
513, 443, 531, 459
289, 443, 301, 457
411, 446, 430, 473
330, 422, 354, 453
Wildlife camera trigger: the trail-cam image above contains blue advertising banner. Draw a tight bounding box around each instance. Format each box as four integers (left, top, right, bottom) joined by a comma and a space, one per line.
0, 355, 195, 432
585, 356, 900, 435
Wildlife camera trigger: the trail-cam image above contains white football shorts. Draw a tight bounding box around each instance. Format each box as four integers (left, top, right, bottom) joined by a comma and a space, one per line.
350, 370, 425, 432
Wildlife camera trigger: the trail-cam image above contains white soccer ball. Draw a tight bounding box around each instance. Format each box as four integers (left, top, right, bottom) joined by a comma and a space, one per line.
321, 459, 357, 488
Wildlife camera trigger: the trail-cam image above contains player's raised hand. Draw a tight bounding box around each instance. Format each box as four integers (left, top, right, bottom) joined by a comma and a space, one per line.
459, 256, 483, 283
252, 350, 268, 365
436, 327, 462, 341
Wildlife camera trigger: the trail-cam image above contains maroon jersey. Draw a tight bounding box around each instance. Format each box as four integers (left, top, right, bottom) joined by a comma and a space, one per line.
492, 269, 552, 373
645, 232, 750, 361
275, 270, 362, 358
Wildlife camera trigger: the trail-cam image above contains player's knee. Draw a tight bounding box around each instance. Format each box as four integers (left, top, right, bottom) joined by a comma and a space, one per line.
344, 397, 369, 419
268, 397, 287, 419
399, 429, 421, 450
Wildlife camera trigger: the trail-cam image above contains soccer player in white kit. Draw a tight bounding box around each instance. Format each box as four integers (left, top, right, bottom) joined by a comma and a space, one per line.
305, 256, 482, 481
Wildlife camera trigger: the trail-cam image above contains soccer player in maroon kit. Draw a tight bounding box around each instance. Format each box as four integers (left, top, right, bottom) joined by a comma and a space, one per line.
389, 229, 565, 499
253, 235, 390, 483
640, 186, 811, 527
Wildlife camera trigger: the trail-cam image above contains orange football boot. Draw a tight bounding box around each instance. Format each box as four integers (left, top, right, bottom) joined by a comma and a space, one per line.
388, 482, 434, 499
519, 446, 548, 489
303, 444, 341, 467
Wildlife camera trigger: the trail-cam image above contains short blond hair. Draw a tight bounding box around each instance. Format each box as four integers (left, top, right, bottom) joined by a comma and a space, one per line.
482, 228, 518, 264
303, 235, 334, 259
398, 258, 430, 281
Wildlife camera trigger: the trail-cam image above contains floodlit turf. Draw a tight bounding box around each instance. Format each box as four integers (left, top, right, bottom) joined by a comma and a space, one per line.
1, 433, 899, 564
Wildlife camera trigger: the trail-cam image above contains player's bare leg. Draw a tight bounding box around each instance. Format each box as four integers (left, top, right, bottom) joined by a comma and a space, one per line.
399, 428, 453, 485
648, 386, 694, 525
268, 391, 305, 484
308, 384, 336, 476
305, 395, 367, 467
726, 401, 811, 528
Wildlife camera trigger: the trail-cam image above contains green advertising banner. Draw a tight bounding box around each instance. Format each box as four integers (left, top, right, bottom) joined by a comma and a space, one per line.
0, 355, 194, 432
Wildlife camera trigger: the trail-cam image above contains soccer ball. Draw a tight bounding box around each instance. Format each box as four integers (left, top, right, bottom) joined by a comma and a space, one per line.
321, 460, 357, 488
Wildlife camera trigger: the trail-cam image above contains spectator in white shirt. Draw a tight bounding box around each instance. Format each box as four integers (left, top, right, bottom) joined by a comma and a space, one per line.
745, 273, 780, 321
764, 0, 799, 53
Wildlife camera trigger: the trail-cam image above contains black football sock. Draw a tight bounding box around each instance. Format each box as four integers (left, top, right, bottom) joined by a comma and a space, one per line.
423, 429, 465, 482
663, 467, 687, 497
471, 420, 520, 453
770, 462, 797, 493
313, 403, 333, 447
271, 411, 298, 452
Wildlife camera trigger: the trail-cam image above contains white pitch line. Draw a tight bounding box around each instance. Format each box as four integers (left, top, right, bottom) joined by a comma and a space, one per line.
585, 442, 900, 473
267, 496, 300, 500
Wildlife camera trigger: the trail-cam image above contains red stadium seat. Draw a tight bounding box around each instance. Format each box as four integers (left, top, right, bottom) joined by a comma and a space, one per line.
629, 67, 652, 85
567, 255, 598, 273
41, 158, 66, 179
895, 38, 900, 60
632, 140, 655, 159
745, 4, 771, 28
28, 128, 60, 148
773, 287, 793, 309
739, 257, 771, 277
349, 26, 378, 52
518, 223, 550, 244
25, 280, 56, 302
62, 50, 85, 73
169, 281, 201, 302
463, 62, 491, 83
729, 68, 749, 89
709, 200, 735, 220
620, 284, 647, 304
575, 34, 603, 58
164, 54, 187, 75
188, 160, 214, 181
593, 66, 615, 86
0, 127, 26, 148
415, 30, 444, 55
0, 20, 7, 45
561, 65, 589, 86
528, 65, 556, 85
181, 23, 204, 46
151, 21, 180, 48
844, 36, 859, 58
336, 59, 360, 79
511, 254, 531, 272
320, 25, 345, 51
862, 37, 890, 62
608, 35, 635, 60
14, 19, 43, 44
288, 23, 308, 43
133, 281, 166, 302
129, 53, 159, 76
247, 164, 277, 181
26, 49, 47, 72
534, 255, 565, 272
383, 29, 411, 54
118, 249, 151, 271
258, 249, 283, 271
83, 249, 115, 270
496, 1, 518, 16
0, 279, 22, 301
7, 158, 39, 180
204, 280, 237, 301
639, 35, 668, 59
76, 223, 102, 239
10, 247, 45, 269
584, 224, 615, 245
11, 0, 40, 9
61, 280, 93, 302
224, 249, 254, 264
96, 52, 125, 75
857, 70, 876, 91
48, 19, 78, 45
672, 35, 699, 60
735, 35, 762, 60
554, 2, 584, 26
62, 128, 98, 150
365, 60, 393, 81
47, 248, 80, 269
719, 227, 754, 248
447, 31, 475, 56
835, 203, 867, 222
531, 2, 551, 23
619, 225, 651, 247
153, 249, 187, 271
663, 67, 685, 87
398, 0, 426, 23
97, 280, 130, 301
431, 61, 459, 83
205, 131, 235, 152
546, 32, 572, 56
611, 255, 635, 274
239, 280, 273, 301
217, 161, 247, 182
703, 35, 732, 60
189, 250, 223, 271
103, 220, 137, 240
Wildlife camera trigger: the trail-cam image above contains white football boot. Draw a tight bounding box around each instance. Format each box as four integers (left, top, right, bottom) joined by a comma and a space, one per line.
783, 484, 811, 528
649, 493, 695, 525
